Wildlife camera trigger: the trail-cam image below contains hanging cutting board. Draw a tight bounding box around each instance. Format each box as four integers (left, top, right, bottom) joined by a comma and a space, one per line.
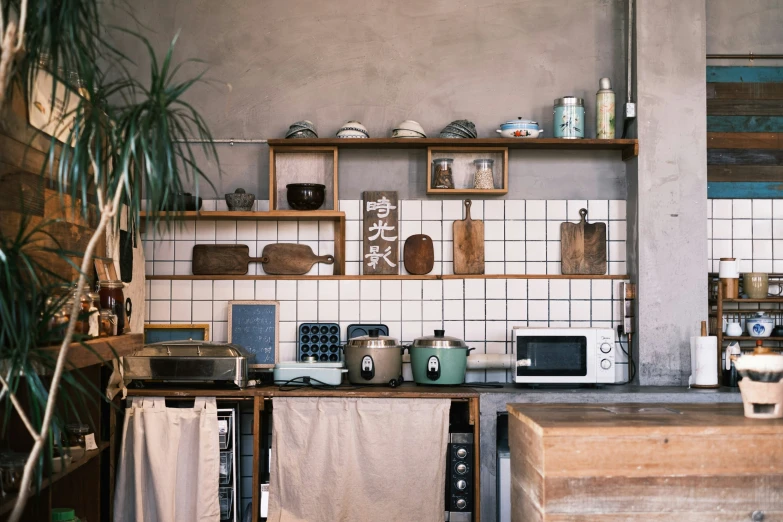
404, 234, 434, 275
560, 208, 607, 275
192, 244, 334, 275
453, 199, 484, 275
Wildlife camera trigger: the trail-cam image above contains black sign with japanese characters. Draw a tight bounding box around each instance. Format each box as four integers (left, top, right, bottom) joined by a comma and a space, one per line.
362, 191, 399, 275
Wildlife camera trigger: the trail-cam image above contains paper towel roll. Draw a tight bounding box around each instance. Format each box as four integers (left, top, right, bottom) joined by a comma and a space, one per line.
690, 336, 718, 387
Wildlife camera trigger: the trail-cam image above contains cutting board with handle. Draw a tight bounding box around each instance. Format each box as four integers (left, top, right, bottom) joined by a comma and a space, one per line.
453, 199, 484, 275
560, 208, 607, 275
404, 234, 434, 275
192, 244, 334, 275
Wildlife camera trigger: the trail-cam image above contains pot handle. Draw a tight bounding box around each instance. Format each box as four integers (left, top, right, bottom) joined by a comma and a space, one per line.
467, 347, 475, 354
495, 129, 502, 134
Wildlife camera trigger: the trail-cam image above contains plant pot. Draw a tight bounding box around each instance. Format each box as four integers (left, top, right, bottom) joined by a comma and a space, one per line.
286, 183, 325, 210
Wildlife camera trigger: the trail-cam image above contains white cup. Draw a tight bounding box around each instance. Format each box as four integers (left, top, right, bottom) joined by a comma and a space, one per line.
719, 258, 740, 278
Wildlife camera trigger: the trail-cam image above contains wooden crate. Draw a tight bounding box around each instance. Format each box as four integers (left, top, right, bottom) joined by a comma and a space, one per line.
268, 145, 338, 210
508, 403, 783, 521
427, 146, 509, 195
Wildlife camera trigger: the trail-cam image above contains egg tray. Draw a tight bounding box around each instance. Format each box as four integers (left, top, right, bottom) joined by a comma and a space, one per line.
298, 323, 342, 362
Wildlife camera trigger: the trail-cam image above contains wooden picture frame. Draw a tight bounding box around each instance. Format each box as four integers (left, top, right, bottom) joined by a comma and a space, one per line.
144, 323, 210, 344
227, 300, 279, 368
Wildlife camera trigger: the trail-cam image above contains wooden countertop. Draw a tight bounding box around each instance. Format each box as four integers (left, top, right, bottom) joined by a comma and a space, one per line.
506, 402, 783, 436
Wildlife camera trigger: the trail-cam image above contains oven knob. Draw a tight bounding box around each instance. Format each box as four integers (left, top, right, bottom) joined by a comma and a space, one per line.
456, 479, 468, 491
456, 447, 468, 459
600, 342, 612, 353
456, 498, 467, 510
455, 463, 468, 475
600, 359, 612, 370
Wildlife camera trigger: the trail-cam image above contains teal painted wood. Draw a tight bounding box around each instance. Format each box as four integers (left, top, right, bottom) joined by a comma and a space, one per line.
708, 116, 783, 132
708, 67, 783, 83
708, 181, 783, 198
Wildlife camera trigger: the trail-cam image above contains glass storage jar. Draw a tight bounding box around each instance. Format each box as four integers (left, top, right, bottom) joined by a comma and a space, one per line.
472, 158, 495, 189
99, 280, 125, 334
99, 309, 117, 337
64, 423, 92, 449
432, 158, 454, 189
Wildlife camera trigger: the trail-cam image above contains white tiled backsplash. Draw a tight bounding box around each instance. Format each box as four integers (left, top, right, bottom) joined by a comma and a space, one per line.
708, 199, 783, 273
143, 198, 629, 383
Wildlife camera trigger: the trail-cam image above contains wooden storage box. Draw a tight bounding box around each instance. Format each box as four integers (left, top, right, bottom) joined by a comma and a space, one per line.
268, 146, 338, 210
427, 146, 508, 195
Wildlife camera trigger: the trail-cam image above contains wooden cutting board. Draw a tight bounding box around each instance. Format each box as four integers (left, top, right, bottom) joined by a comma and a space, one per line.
453, 199, 484, 275
192, 244, 333, 275
404, 234, 434, 275
560, 208, 607, 275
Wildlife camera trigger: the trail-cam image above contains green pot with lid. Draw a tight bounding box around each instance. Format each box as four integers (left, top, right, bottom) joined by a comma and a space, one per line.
409, 330, 474, 385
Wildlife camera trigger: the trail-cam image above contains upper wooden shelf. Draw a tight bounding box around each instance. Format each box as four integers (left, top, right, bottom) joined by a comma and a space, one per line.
40, 334, 143, 370
146, 274, 628, 281
722, 298, 783, 303
267, 138, 639, 160
139, 210, 345, 222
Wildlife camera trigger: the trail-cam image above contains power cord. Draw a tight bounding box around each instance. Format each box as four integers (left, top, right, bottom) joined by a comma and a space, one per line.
606, 327, 636, 385
273, 377, 369, 392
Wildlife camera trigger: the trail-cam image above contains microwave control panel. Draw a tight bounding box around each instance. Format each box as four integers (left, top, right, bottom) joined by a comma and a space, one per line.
596, 331, 616, 383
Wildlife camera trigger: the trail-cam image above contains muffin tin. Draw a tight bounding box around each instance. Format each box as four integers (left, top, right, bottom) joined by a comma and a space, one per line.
298, 323, 342, 362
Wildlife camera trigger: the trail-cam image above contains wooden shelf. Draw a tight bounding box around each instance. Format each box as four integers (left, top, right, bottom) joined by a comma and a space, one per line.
722, 298, 783, 303
266, 138, 639, 160
39, 334, 143, 370
723, 336, 783, 341
139, 210, 345, 221
0, 442, 109, 516
427, 189, 508, 195
146, 274, 628, 281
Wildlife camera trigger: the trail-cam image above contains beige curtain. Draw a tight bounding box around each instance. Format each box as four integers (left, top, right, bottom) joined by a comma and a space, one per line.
114, 397, 220, 522
267, 397, 451, 522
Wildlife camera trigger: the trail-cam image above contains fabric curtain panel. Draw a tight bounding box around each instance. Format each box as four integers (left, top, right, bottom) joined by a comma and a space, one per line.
114, 397, 221, 522
267, 397, 451, 522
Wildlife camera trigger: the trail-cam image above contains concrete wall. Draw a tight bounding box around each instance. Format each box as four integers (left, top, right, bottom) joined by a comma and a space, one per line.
707, 0, 783, 55
633, 0, 707, 385
104, 0, 629, 199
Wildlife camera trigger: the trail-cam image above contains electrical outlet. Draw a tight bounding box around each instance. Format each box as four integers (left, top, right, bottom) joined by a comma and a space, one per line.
624, 102, 636, 120
620, 282, 636, 334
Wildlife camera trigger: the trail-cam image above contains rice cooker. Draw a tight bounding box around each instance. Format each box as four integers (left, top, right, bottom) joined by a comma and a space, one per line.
344, 329, 404, 386
409, 330, 474, 385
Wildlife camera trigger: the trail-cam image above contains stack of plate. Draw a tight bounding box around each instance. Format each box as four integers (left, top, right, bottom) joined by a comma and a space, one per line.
337, 121, 370, 138
439, 119, 477, 139
285, 120, 318, 139
391, 120, 426, 138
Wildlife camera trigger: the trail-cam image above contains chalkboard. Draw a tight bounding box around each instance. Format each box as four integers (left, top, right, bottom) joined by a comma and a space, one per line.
227, 301, 279, 368
144, 323, 210, 344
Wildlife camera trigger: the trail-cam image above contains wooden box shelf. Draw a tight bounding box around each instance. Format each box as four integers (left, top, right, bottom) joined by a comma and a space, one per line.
427, 146, 509, 195
268, 145, 339, 211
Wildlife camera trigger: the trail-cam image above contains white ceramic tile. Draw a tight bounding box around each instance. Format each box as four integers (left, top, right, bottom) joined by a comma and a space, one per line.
421, 221, 442, 240
215, 221, 237, 240
381, 280, 402, 300
443, 300, 464, 321
212, 301, 228, 322
733, 199, 752, 219
587, 200, 609, 220
526, 241, 546, 261
443, 321, 465, 340
279, 301, 297, 321
235, 221, 255, 241
484, 200, 505, 220
738, 258, 753, 272
340, 301, 360, 321
505, 200, 525, 220
277, 221, 297, 240
432, 240, 443, 262
609, 220, 626, 241
296, 279, 316, 300
173, 261, 189, 275
609, 261, 626, 275
571, 300, 591, 321
400, 221, 422, 241
149, 301, 170, 321
212, 280, 233, 301
143, 241, 155, 262
465, 300, 486, 320
527, 262, 547, 275
485, 241, 505, 262
549, 301, 569, 321
443, 279, 463, 299
231, 281, 252, 300
442, 222, 454, 241
318, 280, 338, 300
442, 241, 454, 261
526, 200, 546, 220
319, 222, 335, 241
466, 201, 483, 219
546, 262, 561, 275
297, 301, 318, 321
170, 280, 191, 301
505, 278, 525, 297
774, 220, 783, 239
546, 221, 561, 241
464, 321, 486, 341
298, 221, 319, 240
340, 279, 360, 300
571, 279, 591, 299
153, 262, 173, 275
753, 219, 773, 239
360, 301, 381, 322
401, 300, 422, 321
483, 220, 504, 241
733, 239, 753, 259
526, 221, 546, 240
754, 259, 773, 272
713, 239, 732, 259
567, 200, 588, 220
401, 200, 421, 221
443, 200, 464, 221
421, 200, 442, 220
485, 279, 505, 299
150, 280, 171, 300
528, 279, 548, 300
546, 241, 561, 262
486, 262, 504, 274
212, 322, 228, 343
318, 301, 339, 321
504, 241, 525, 262
195, 220, 216, 241
609, 241, 626, 262
360, 280, 381, 300
504, 221, 525, 241
592, 300, 612, 321
712, 220, 732, 240
255, 280, 275, 300
174, 222, 196, 240
423, 280, 443, 300
463, 279, 484, 299
193, 301, 212, 321
201, 200, 217, 211
340, 200, 361, 220
276, 280, 297, 300
713, 200, 733, 219
401, 321, 423, 342
547, 200, 567, 220
507, 300, 527, 321
346, 240, 361, 262
550, 279, 569, 299
609, 200, 626, 220
171, 301, 191, 321
153, 240, 175, 261
422, 303, 442, 322
753, 199, 773, 219
279, 322, 297, 344
753, 239, 773, 259
774, 200, 783, 219
528, 301, 548, 321
174, 240, 195, 261
733, 220, 752, 239
486, 300, 506, 320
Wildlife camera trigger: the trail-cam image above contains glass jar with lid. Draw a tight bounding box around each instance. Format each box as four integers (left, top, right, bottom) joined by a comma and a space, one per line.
472, 158, 495, 189
99, 280, 125, 334
99, 309, 117, 337
432, 158, 454, 189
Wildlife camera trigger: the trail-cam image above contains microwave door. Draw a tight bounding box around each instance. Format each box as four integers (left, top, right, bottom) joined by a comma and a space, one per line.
517, 336, 590, 382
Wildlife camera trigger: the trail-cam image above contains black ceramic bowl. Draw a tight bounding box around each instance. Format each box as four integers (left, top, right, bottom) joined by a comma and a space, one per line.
287, 183, 326, 210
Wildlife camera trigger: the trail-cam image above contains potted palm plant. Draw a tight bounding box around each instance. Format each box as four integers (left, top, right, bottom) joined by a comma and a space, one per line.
0, 2, 218, 520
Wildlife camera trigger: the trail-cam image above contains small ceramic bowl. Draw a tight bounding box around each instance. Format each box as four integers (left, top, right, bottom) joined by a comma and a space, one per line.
735, 352, 783, 382
225, 188, 255, 211
391, 128, 426, 138
747, 312, 775, 338
286, 183, 325, 210
394, 120, 426, 137
337, 121, 369, 138
286, 129, 318, 139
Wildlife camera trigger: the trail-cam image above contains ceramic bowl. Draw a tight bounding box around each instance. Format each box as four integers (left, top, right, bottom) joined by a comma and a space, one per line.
747, 312, 775, 338
286, 183, 326, 210
337, 121, 369, 138
735, 353, 783, 382
225, 188, 255, 211
439, 119, 477, 138
286, 129, 318, 139
285, 120, 318, 138
395, 120, 426, 137
391, 128, 426, 138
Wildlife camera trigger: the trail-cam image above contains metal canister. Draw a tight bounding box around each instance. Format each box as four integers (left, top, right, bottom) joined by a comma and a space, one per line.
553, 96, 585, 139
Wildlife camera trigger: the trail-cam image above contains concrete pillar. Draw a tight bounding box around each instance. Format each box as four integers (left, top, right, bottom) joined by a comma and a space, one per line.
630, 0, 708, 385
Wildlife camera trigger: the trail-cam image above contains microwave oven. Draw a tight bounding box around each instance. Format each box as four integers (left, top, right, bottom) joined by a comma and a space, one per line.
513, 327, 623, 384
